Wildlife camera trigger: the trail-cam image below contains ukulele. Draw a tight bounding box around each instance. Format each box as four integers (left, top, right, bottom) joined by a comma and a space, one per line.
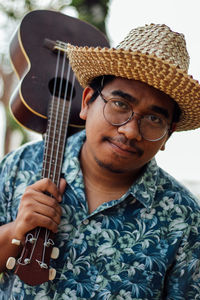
6, 9, 109, 286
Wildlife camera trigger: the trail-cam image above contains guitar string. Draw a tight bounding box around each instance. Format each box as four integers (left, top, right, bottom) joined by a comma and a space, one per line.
45, 44, 75, 269
53, 52, 75, 183
42, 40, 62, 180
41, 41, 66, 267
42, 42, 75, 270
46, 42, 64, 182
36, 42, 62, 268
17, 228, 40, 265
51, 43, 70, 184
52, 45, 76, 300
27, 42, 62, 269
36, 42, 68, 269
16, 43, 75, 274
26, 228, 41, 264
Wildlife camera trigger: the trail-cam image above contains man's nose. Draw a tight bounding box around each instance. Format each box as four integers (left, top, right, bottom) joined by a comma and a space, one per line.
117, 118, 142, 141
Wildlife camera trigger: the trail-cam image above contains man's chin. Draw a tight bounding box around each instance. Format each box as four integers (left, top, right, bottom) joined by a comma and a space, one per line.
94, 156, 125, 174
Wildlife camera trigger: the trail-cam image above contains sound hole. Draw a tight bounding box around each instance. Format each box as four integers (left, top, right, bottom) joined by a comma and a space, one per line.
48, 77, 75, 100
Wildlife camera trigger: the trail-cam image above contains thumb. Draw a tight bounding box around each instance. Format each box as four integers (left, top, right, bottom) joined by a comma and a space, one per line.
59, 178, 67, 195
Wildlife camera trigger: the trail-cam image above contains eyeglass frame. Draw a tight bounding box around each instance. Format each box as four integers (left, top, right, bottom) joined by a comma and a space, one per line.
98, 90, 171, 142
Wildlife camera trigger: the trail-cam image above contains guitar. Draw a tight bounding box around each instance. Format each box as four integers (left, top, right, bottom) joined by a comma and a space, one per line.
10, 9, 109, 135
7, 9, 109, 286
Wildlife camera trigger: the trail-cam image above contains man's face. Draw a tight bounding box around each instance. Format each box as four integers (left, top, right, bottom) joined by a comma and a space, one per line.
80, 77, 175, 176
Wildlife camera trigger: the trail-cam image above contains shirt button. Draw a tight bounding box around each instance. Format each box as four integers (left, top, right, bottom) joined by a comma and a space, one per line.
83, 219, 89, 225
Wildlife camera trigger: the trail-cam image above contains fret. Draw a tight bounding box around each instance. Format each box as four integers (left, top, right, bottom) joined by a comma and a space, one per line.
43, 143, 61, 154
44, 134, 67, 144
43, 152, 64, 162
49, 105, 70, 116
42, 95, 70, 187
43, 143, 64, 152
42, 162, 62, 176
42, 170, 62, 181
42, 158, 62, 167
47, 115, 69, 125
42, 153, 65, 167
48, 99, 70, 114
42, 170, 60, 185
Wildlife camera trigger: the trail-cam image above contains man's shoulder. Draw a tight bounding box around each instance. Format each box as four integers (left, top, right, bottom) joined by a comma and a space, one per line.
0, 139, 44, 176
0, 130, 85, 173
1, 139, 43, 162
157, 165, 200, 209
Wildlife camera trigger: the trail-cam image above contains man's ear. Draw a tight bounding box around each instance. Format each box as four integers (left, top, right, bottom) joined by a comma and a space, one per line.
160, 134, 170, 151
160, 123, 176, 151
79, 86, 94, 120
160, 143, 166, 151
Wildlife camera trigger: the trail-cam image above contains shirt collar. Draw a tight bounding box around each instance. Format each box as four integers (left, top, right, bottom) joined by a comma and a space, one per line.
62, 130, 159, 209
128, 158, 159, 209
62, 130, 86, 183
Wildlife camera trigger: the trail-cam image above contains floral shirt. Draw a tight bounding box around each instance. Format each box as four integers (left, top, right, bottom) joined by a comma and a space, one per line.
0, 130, 200, 300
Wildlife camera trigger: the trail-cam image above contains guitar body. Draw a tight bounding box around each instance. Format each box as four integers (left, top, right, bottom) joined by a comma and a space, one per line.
10, 10, 109, 134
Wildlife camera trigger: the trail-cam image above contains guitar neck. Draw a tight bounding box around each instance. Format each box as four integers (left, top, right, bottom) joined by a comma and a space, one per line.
14, 96, 71, 286
42, 96, 70, 185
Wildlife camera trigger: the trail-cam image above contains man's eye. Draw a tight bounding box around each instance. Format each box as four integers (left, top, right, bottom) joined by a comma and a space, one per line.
111, 99, 130, 111
145, 114, 162, 124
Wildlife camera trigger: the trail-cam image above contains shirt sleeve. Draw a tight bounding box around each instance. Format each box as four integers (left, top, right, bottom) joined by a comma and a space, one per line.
0, 140, 43, 226
164, 210, 200, 299
0, 152, 16, 225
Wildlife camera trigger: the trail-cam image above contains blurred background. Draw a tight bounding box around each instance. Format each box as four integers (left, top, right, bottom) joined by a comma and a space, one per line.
0, 0, 199, 198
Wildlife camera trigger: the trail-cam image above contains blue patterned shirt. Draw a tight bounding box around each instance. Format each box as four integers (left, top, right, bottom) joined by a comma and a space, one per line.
0, 130, 200, 300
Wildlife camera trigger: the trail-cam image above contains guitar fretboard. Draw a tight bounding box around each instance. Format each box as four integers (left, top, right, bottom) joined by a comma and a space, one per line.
42, 96, 70, 186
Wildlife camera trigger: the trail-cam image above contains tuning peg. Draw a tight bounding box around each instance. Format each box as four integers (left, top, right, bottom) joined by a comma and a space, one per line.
6, 257, 16, 270
51, 247, 59, 259
49, 268, 56, 280
11, 239, 21, 246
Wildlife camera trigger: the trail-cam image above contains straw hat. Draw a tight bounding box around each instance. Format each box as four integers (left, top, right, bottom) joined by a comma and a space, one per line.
67, 23, 200, 131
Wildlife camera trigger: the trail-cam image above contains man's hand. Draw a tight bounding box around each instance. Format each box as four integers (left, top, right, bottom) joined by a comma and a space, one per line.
13, 178, 66, 242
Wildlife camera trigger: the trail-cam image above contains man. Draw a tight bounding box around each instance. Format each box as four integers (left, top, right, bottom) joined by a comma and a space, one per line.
0, 23, 200, 299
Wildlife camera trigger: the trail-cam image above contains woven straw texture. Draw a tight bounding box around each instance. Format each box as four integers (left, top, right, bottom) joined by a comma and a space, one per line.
67, 24, 200, 131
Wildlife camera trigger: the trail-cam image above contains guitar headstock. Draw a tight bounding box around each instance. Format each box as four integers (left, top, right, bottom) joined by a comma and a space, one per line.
7, 228, 58, 286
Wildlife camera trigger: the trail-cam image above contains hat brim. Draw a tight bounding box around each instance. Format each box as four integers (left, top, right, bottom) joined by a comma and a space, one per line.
67, 44, 200, 131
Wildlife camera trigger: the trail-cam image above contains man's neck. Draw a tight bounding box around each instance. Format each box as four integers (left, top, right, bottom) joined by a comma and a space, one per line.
80, 143, 144, 212
80, 147, 139, 191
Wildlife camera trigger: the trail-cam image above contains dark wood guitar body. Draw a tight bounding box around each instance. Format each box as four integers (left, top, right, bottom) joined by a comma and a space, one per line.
10, 9, 109, 134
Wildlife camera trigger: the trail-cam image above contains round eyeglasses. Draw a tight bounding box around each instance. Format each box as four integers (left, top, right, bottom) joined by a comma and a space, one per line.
98, 91, 170, 142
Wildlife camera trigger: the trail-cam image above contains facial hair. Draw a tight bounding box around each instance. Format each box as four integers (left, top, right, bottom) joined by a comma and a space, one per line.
93, 135, 144, 174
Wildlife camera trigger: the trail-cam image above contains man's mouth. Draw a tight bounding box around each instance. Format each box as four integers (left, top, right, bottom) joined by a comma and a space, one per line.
103, 136, 143, 157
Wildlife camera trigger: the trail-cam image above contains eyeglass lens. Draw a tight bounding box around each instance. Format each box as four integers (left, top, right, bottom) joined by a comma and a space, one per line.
103, 98, 168, 141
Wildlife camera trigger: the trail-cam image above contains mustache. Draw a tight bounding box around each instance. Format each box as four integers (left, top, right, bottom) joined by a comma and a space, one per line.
103, 136, 144, 156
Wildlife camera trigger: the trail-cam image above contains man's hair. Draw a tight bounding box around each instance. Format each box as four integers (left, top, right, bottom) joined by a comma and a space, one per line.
88, 75, 115, 103
88, 75, 181, 125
